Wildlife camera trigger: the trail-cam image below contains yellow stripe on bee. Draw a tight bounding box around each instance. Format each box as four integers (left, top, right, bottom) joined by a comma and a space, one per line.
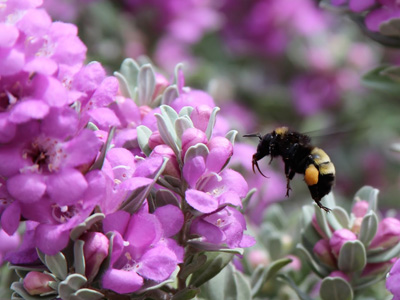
311, 148, 330, 164
305, 164, 319, 185
275, 126, 288, 136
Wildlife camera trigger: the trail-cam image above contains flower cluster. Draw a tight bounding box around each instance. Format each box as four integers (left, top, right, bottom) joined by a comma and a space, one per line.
299, 187, 400, 299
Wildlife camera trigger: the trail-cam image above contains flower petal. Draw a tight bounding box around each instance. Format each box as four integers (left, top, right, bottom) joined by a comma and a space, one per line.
138, 245, 178, 281
7, 174, 46, 203
1, 202, 21, 235
102, 269, 143, 294
186, 189, 218, 213
46, 170, 87, 205
154, 205, 184, 237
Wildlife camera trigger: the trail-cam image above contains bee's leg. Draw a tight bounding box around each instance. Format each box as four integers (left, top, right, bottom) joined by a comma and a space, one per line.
285, 165, 296, 197
316, 200, 331, 213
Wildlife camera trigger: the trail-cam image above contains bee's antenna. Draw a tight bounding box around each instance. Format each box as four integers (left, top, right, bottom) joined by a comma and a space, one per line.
243, 133, 262, 140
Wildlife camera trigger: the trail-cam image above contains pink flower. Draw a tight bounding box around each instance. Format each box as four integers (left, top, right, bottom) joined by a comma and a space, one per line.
329, 229, 357, 257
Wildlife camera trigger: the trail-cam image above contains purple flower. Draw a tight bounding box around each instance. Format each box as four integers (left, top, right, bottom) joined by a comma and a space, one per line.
102, 206, 184, 294
190, 206, 255, 248
0, 228, 20, 264
313, 239, 336, 268
369, 217, 400, 249
386, 258, 400, 299
329, 229, 357, 257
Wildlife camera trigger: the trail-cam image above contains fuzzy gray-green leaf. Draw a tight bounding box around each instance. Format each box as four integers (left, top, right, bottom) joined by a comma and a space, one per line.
70, 288, 104, 300
175, 116, 193, 142
338, 240, 366, 273
314, 203, 332, 239
251, 257, 292, 297
225, 130, 238, 146
205, 107, 220, 140
138, 64, 156, 105
136, 125, 153, 156
296, 244, 329, 277
276, 274, 313, 300
358, 211, 378, 248
162, 85, 179, 105
331, 206, 350, 229
189, 252, 234, 288
199, 264, 251, 300
320, 277, 353, 300
367, 240, 400, 263
73, 240, 85, 276
184, 143, 209, 164
70, 213, 105, 241
45, 252, 68, 280
353, 186, 379, 212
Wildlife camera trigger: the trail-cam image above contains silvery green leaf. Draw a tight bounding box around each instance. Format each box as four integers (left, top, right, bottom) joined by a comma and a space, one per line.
353, 266, 391, 290
296, 244, 329, 277
138, 266, 180, 293
358, 211, 378, 248
59, 274, 87, 300
276, 274, 313, 300
225, 130, 238, 146
320, 277, 353, 300
241, 188, 256, 211
11, 282, 56, 300
338, 240, 366, 272
187, 240, 244, 255
70, 288, 104, 300
301, 223, 322, 250
263, 204, 286, 229
37, 249, 46, 265
199, 264, 251, 300
114, 71, 132, 99
179, 106, 193, 117
175, 116, 194, 142
62, 274, 87, 290
45, 252, 68, 280
136, 125, 153, 157
314, 203, 332, 239
367, 240, 400, 263
184, 143, 209, 164
155, 189, 180, 207
73, 240, 85, 276
189, 252, 234, 288
155, 111, 179, 155
301, 205, 314, 227
331, 207, 350, 229
205, 107, 220, 140
162, 85, 179, 105
115, 58, 140, 99
138, 64, 156, 105
86, 122, 99, 131
179, 253, 208, 281
89, 126, 115, 171
174, 63, 185, 87
9, 264, 47, 273
322, 192, 336, 209
251, 258, 292, 297
70, 213, 105, 241
353, 186, 379, 212
172, 287, 199, 300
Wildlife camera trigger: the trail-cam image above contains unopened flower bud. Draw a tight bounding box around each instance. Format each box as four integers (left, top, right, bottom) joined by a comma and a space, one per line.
181, 127, 207, 157
153, 73, 169, 100
329, 229, 357, 257
23, 271, 54, 295
314, 239, 336, 268
370, 218, 400, 249
206, 136, 233, 173
248, 249, 269, 268
150, 145, 180, 178
139, 105, 152, 120
190, 105, 213, 132
81, 232, 109, 282
148, 131, 164, 150
328, 270, 350, 282
352, 200, 369, 218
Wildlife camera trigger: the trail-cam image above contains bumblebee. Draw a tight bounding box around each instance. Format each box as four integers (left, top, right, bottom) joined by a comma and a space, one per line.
244, 126, 335, 212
